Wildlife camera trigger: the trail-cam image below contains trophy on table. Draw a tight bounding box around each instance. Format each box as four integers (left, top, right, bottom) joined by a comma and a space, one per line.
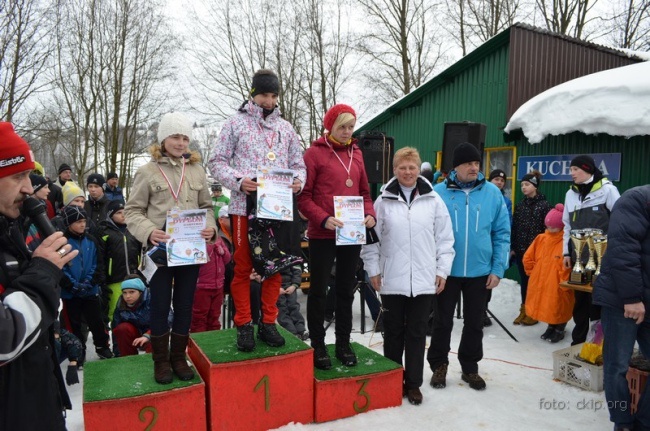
583, 228, 603, 275
591, 234, 608, 284
569, 229, 590, 284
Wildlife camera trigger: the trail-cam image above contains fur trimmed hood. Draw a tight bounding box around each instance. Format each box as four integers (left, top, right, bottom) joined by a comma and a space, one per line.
148, 144, 202, 164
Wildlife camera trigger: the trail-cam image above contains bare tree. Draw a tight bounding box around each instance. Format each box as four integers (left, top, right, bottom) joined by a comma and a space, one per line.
535, 0, 600, 38
96, 0, 177, 183
467, 0, 523, 41
355, 0, 448, 104
295, 0, 356, 141
187, 0, 338, 145
39, 0, 175, 184
604, 0, 650, 49
186, 0, 279, 120
443, 0, 470, 55
0, 0, 51, 122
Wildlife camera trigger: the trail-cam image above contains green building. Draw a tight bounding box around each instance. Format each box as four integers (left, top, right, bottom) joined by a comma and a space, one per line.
355, 23, 650, 208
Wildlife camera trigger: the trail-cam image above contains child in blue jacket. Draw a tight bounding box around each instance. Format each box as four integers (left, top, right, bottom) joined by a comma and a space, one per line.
112, 277, 152, 356
60, 206, 113, 362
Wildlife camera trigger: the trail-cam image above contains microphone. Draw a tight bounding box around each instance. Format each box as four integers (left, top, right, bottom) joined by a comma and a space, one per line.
22, 197, 70, 264
22, 196, 57, 238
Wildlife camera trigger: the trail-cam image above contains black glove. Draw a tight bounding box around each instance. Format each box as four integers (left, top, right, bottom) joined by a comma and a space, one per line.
66, 364, 79, 385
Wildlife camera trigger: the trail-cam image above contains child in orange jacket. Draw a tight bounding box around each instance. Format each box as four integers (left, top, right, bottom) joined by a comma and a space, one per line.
523, 204, 574, 343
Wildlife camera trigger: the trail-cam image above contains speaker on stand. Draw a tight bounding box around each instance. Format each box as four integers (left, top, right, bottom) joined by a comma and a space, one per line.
357, 131, 395, 198
441, 122, 487, 172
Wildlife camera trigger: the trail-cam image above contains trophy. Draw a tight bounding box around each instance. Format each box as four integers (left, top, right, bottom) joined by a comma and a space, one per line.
583, 228, 603, 274
569, 229, 590, 284
591, 234, 608, 284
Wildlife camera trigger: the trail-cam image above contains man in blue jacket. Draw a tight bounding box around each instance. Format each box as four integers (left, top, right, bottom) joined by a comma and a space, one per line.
593, 185, 650, 431
427, 143, 511, 391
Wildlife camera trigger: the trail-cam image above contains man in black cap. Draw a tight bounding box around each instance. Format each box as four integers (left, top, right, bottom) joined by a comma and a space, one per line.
51, 163, 75, 213
55, 163, 73, 188
427, 142, 511, 391
562, 154, 620, 345
103, 172, 124, 203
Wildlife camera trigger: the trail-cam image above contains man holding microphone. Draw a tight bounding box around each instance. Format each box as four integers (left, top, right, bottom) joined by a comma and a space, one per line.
0, 122, 78, 430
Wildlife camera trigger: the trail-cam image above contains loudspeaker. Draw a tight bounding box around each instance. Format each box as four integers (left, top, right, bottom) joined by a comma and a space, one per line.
441, 122, 486, 173
358, 131, 394, 184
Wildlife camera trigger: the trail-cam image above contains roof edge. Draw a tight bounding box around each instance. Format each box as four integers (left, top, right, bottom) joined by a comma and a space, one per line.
356, 22, 646, 135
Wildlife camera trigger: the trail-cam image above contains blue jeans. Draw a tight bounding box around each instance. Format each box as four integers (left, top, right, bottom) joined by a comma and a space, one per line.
601, 306, 650, 429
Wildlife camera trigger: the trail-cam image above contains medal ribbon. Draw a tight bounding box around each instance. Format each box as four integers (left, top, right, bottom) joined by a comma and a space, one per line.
157, 157, 186, 206
257, 121, 276, 157
328, 140, 354, 180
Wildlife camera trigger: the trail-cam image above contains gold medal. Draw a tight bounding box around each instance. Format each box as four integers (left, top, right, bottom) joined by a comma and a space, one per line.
267, 151, 276, 161
346, 178, 353, 187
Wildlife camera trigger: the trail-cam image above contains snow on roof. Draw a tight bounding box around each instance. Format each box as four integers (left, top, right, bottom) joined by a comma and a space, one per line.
504, 60, 650, 144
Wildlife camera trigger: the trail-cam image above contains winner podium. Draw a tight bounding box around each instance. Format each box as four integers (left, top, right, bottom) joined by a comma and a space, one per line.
83, 354, 206, 431
312, 342, 403, 423
188, 326, 314, 431
188, 327, 403, 429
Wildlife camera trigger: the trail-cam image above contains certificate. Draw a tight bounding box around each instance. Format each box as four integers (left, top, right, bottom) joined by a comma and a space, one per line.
256, 167, 294, 221
334, 196, 366, 246
165, 208, 209, 266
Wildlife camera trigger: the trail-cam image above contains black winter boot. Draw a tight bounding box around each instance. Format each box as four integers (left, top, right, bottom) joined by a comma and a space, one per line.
312, 340, 332, 370
150, 332, 172, 384
335, 341, 357, 367
236, 322, 255, 352
547, 323, 567, 343
258, 322, 285, 347
170, 333, 194, 381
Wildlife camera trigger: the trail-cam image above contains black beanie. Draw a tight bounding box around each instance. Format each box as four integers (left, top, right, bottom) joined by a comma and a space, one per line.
106, 172, 118, 180
30, 173, 48, 193
452, 143, 482, 168
488, 169, 506, 182
106, 200, 124, 219
58, 163, 72, 175
250, 70, 279, 97
63, 205, 86, 227
86, 173, 106, 187
522, 172, 540, 188
570, 155, 597, 175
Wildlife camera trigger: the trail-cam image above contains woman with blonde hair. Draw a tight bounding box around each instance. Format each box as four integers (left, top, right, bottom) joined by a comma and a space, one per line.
299, 104, 376, 370
361, 147, 455, 405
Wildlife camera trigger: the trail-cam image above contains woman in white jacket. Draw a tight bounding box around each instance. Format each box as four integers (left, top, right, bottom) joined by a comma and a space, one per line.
361, 147, 455, 406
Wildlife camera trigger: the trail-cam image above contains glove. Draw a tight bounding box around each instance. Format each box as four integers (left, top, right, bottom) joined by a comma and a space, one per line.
77, 281, 94, 296
66, 364, 79, 385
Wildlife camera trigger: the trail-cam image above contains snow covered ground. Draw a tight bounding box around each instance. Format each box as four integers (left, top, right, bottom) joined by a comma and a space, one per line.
64, 278, 614, 431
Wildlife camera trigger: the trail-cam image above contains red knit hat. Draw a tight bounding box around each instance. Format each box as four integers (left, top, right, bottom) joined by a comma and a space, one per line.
0, 122, 35, 178
323, 104, 356, 132
545, 203, 565, 229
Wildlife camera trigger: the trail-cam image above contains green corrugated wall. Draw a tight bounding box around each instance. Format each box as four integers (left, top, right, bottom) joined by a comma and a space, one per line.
369, 44, 511, 166
512, 132, 650, 207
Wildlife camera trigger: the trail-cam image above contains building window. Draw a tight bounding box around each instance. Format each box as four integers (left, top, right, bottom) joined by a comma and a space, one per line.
485, 146, 516, 205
